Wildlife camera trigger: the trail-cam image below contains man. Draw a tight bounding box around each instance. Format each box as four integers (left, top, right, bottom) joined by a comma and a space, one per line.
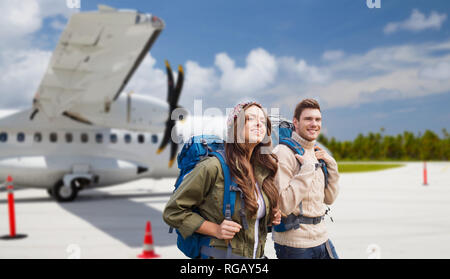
273, 98, 340, 259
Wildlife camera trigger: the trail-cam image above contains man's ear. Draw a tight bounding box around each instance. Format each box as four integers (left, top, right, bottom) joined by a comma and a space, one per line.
293, 117, 299, 131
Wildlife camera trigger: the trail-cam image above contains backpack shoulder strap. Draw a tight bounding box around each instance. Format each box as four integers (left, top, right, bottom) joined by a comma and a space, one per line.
314, 145, 329, 188
209, 151, 243, 258
210, 151, 236, 219
279, 137, 305, 156
279, 139, 329, 188
320, 160, 329, 188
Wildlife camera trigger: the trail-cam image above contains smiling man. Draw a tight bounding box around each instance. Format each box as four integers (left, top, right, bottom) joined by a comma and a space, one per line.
272, 99, 340, 259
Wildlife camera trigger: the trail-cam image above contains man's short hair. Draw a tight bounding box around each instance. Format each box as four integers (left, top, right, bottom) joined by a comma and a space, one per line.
294, 99, 321, 120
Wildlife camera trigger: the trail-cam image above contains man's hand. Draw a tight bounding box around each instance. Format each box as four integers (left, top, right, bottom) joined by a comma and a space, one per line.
314, 146, 333, 164
272, 208, 282, 225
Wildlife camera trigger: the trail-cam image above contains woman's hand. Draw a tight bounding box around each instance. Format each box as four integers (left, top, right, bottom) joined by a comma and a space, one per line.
215, 219, 242, 240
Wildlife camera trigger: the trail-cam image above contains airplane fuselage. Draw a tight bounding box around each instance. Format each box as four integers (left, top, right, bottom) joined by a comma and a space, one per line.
0, 107, 180, 191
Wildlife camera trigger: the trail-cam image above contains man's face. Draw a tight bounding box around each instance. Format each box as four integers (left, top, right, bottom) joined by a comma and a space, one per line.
293, 108, 322, 141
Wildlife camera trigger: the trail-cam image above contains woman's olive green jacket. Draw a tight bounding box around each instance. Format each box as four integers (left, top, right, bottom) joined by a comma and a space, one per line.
163, 156, 273, 258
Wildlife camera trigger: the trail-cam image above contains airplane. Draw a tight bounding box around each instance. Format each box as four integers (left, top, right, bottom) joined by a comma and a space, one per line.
0, 5, 330, 203
0, 5, 187, 202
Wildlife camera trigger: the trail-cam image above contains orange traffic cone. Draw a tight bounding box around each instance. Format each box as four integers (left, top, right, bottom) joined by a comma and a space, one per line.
1, 175, 27, 240
138, 221, 160, 259
423, 161, 428, 186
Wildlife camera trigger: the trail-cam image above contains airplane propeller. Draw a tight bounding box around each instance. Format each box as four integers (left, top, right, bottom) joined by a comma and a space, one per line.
156, 60, 185, 168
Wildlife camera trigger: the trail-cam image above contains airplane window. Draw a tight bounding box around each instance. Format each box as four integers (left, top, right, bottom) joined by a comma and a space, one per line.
34, 132, 42, 143
96, 133, 103, 143
124, 134, 132, 143
50, 132, 58, 143
81, 133, 89, 143
65, 133, 73, 143
110, 133, 117, 143
151, 134, 158, 144
17, 132, 25, 142
138, 134, 145, 144
0, 132, 7, 142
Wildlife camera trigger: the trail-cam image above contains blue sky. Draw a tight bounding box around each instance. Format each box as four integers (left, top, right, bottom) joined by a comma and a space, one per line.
0, 0, 449, 140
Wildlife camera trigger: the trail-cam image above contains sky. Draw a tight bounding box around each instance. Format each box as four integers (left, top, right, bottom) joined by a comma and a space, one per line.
0, 0, 449, 140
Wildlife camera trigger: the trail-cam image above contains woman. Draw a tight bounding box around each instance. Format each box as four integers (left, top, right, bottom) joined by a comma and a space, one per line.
163, 101, 281, 259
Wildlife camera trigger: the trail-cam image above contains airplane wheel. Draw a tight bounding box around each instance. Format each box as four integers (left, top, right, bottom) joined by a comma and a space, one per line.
47, 188, 54, 197
53, 180, 78, 202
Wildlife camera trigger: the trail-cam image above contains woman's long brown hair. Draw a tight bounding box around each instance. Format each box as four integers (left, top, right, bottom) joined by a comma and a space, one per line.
225, 103, 279, 222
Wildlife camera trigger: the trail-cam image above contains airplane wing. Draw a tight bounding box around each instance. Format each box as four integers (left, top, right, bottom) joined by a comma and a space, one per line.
33, 5, 165, 118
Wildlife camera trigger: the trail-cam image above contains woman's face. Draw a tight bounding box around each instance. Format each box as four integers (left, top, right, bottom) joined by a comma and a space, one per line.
243, 105, 267, 145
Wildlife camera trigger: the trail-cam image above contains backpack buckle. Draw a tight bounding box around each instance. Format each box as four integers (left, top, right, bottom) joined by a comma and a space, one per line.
225, 204, 232, 220
315, 162, 326, 170
325, 206, 334, 222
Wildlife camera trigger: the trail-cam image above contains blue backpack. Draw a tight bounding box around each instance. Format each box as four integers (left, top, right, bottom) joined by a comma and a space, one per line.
273, 121, 331, 232
170, 135, 247, 259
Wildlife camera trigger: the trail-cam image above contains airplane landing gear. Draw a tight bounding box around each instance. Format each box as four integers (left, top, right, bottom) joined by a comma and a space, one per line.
52, 173, 94, 202
53, 180, 79, 202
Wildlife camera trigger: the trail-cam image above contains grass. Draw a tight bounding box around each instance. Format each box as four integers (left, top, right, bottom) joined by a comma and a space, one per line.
337, 163, 405, 173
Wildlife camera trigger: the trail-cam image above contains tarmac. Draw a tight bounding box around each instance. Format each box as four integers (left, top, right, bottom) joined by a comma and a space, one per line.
0, 162, 449, 259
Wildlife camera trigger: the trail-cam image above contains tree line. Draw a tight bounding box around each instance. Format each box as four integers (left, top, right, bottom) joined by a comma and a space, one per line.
318, 129, 450, 161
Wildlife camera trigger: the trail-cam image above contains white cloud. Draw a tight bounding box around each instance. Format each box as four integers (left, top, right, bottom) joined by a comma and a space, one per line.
215, 48, 277, 94
280, 57, 329, 83
0, 0, 77, 108
0, 49, 51, 108
384, 9, 447, 34
184, 61, 218, 97
419, 61, 450, 80
322, 50, 345, 61
0, 0, 41, 42
123, 54, 166, 97
277, 57, 329, 83
5, 40, 449, 113
38, 0, 78, 19
125, 58, 220, 105
0, 0, 74, 45
301, 69, 444, 108
277, 40, 450, 110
